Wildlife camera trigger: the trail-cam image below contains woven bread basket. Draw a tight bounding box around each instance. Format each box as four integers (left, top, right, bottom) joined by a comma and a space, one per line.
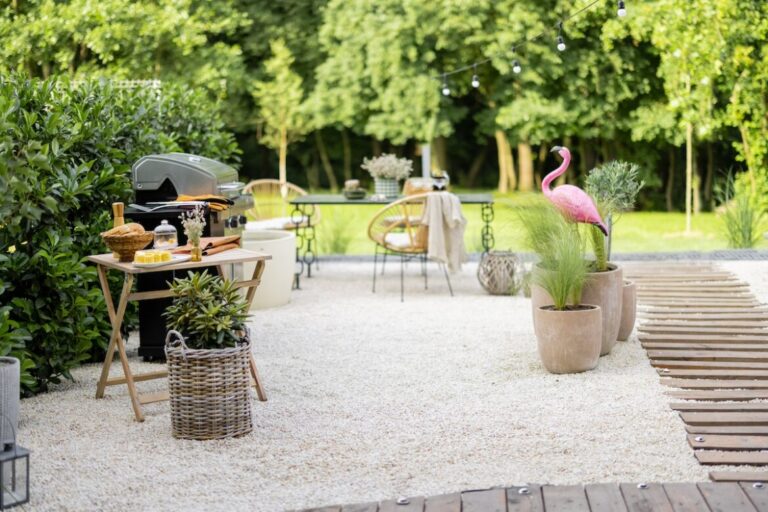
102, 232, 153, 262
165, 330, 253, 440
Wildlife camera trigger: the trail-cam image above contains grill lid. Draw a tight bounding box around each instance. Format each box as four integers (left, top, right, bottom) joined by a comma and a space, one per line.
132, 153, 239, 197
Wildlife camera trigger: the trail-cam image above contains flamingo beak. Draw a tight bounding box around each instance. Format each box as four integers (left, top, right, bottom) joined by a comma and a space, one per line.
550, 146, 563, 153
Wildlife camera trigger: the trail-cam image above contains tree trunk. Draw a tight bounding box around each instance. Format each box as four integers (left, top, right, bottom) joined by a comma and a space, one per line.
685, 122, 693, 233
315, 131, 338, 191
693, 145, 701, 215
372, 139, 382, 156
518, 142, 534, 191
279, 125, 288, 184
341, 128, 352, 181
466, 145, 488, 187
432, 136, 449, 173
494, 131, 517, 192
704, 142, 714, 208
666, 148, 676, 212
307, 152, 320, 190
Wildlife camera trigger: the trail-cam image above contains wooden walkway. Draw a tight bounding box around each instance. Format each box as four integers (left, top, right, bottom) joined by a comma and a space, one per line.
628, 262, 768, 483
301, 482, 768, 511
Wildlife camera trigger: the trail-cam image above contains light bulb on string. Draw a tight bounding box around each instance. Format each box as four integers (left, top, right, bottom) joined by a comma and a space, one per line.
512, 60, 522, 74
441, 74, 451, 96
471, 64, 480, 88
617, 0, 627, 17
556, 22, 566, 52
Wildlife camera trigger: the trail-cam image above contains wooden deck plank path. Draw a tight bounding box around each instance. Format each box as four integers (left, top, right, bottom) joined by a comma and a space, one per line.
299, 483, 768, 511
630, 262, 768, 482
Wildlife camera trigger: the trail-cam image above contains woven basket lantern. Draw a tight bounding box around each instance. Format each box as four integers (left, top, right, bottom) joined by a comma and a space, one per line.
165, 330, 253, 440
477, 251, 522, 295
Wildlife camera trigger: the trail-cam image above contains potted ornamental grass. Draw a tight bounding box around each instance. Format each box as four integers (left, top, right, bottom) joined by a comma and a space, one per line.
163, 271, 253, 440
520, 200, 602, 373
586, 161, 644, 343
361, 153, 413, 198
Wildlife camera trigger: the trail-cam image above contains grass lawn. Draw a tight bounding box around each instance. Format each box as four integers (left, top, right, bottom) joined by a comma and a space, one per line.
301, 191, 765, 255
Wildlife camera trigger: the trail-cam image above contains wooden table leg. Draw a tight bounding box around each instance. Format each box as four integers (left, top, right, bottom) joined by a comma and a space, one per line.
244, 260, 268, 401
94, 269, 144, 421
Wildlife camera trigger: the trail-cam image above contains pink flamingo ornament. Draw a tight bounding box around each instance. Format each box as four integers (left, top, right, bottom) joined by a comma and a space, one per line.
543, 146, 608, 235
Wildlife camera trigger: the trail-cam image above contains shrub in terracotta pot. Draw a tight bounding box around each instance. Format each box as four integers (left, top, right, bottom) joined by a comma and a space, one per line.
521, 201, 602, 374
585, 161, 644, 352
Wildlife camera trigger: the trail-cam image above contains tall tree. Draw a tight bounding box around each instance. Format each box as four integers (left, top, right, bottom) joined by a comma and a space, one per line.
252, 40, 309, 184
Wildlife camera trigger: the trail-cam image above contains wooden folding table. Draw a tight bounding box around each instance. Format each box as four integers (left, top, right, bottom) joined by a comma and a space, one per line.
87, 248, 272, 422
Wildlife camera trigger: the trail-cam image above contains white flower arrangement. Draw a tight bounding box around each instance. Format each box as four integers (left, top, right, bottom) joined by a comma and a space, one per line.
180, 204, 206, 246
361, 153, 413, 181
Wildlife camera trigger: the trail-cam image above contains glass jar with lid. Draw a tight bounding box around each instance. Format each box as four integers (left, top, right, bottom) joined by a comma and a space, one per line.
153, 220, 178, 249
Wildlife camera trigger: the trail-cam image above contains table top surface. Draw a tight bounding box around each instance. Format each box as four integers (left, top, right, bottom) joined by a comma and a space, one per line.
87, 248, 271, 274
291, 192, 494, 205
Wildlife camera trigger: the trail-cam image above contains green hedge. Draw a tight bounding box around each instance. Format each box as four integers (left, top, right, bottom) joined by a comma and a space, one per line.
0, 74, 241, 394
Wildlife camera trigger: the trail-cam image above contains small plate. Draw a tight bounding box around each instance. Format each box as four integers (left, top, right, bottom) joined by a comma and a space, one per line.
132, 254, 191, 268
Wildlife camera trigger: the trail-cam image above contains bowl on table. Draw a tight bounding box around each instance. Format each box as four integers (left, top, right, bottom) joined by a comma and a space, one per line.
102, 231, 154, 262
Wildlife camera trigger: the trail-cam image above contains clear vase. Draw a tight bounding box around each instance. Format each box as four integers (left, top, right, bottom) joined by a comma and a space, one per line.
190, 245, 203, 262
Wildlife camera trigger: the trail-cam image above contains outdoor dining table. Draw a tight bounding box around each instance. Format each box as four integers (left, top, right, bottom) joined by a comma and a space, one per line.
87, 248, 271, 422
290, 192, 495, 282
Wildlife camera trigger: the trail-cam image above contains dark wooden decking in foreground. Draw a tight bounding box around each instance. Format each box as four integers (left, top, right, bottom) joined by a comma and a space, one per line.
301, 482, 768, 511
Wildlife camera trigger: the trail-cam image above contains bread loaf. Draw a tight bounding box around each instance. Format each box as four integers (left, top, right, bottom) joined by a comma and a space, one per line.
102, 223, 145, 237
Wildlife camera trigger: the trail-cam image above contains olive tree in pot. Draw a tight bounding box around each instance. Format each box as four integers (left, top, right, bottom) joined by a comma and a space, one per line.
163, 271, 252, 440
586, 161, 644, 343
521, 201, 602, 373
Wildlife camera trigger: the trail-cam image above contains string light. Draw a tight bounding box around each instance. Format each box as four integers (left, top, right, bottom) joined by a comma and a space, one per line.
433, 0, 622, 91
556, 22, 567, 52
471, 64, 480, 88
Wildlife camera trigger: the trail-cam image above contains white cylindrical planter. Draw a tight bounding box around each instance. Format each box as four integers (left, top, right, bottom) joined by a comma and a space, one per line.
242, 229, 296, 310
0, 357, 20, 447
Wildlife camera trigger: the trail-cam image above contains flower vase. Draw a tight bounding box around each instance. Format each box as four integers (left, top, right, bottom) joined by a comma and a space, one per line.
190, 244, 203, 262
374, 178, 399, 198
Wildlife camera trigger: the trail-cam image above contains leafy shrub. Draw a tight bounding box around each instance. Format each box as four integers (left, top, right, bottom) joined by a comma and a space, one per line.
0, 73, 241, 393
164, 272, 249, 350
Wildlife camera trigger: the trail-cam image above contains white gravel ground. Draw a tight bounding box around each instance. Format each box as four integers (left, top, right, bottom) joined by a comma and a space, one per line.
18, 260, 738, 511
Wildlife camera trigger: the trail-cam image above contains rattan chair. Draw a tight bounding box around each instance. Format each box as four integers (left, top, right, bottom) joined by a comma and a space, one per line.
242, 179, 320, 228
367, 193, 453, 301
242, 179, 321, 272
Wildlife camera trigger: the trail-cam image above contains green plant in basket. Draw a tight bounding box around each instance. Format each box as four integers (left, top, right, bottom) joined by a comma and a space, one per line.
163, 271, 249, 350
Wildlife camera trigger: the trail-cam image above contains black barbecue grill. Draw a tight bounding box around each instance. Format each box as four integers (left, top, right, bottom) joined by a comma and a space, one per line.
125, 153, 251, 360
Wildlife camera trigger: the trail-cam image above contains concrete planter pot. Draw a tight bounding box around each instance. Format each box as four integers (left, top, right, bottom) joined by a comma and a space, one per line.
242, 229, 296, 309
530, 263, 623, 356
582, 264, 623, 356
617, 280, 637, 341
374, 178, 400, 198
533, 305, 602, 374
0, 357, 19, 447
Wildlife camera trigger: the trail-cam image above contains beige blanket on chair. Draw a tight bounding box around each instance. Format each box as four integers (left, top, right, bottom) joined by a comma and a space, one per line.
421, 192, 467, 272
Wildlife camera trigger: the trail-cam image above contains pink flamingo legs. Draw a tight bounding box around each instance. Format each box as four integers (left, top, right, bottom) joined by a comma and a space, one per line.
542, 146, 608, 236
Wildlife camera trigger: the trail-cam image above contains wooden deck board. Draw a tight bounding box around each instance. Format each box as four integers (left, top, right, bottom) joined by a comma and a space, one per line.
619, 483, 673, 512
505, 486, 544, 512
667, 390, 768, 401
698, 482, 758, 511
542, 485, 590, 512
424, 494, 460, 512
662, 483, 711, 512
462, 489, 505, 512
584, 484, 628, 512
688, 434, 768, 450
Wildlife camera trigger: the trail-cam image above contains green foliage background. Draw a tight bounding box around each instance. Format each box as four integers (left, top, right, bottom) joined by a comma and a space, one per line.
0, 74, 239, 393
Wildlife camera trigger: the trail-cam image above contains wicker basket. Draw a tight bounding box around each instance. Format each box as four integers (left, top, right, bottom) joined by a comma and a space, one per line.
102, 232, 153, 262
165, 330, 253, 440
477, 251, 522, 295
